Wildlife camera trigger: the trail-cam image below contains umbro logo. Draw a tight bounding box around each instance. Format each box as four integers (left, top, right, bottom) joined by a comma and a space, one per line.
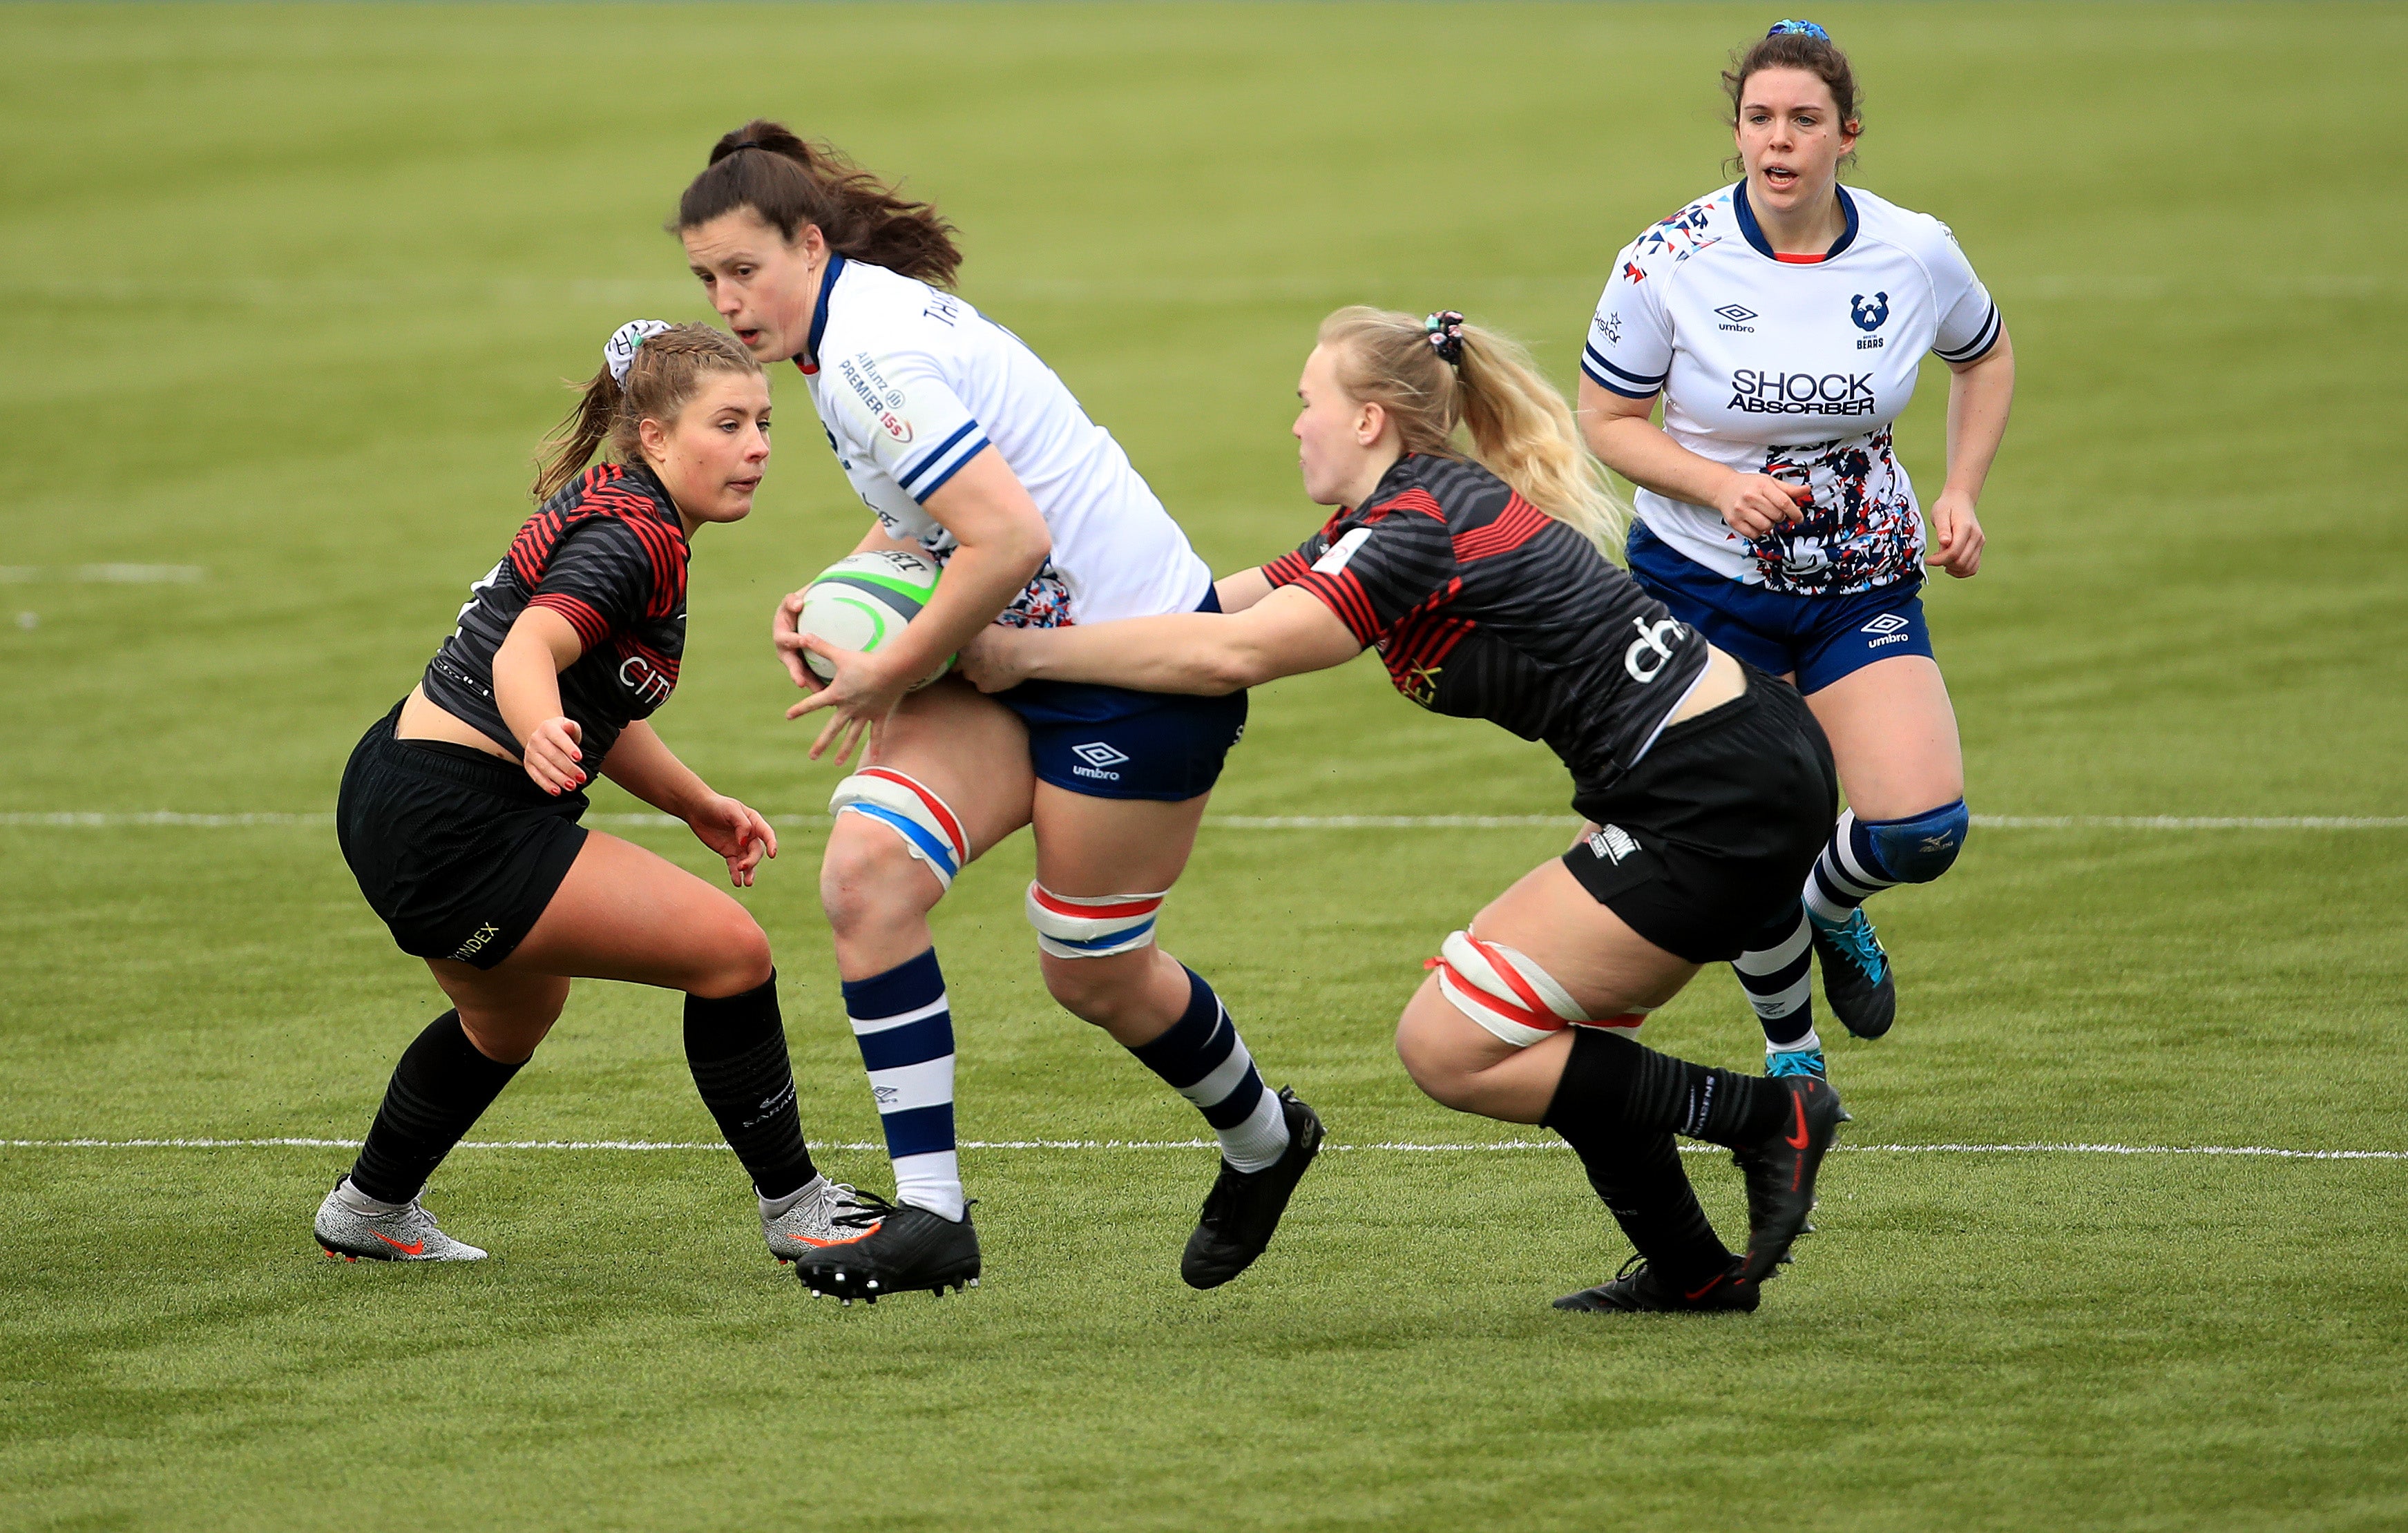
1714, 305, 1757, 322
1070, 742, 1130, 768
1861, 613, 1911, 635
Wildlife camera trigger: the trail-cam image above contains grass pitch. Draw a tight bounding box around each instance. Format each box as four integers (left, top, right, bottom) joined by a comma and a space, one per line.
5, 4, 2407, 1529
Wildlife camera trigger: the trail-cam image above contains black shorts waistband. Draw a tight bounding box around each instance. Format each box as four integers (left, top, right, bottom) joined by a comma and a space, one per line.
367, 700, 561, 803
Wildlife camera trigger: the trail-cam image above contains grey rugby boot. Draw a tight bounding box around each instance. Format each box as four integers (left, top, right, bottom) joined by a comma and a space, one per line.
762, 1174, 881, 1265
314, 1177, 488, 1262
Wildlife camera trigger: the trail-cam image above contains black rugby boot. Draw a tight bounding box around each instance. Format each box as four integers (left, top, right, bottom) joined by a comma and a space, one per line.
794, 1192, 980, 1304
1181, 1088, 1324, 1289
1810, 909, 1898, 1039
1730, 1074, 1848, 1289
1554, 1254, 1759, 1314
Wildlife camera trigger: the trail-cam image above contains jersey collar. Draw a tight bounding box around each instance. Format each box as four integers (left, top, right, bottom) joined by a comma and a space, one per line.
1732, 179, 1859, 263
794, 252, 848, 376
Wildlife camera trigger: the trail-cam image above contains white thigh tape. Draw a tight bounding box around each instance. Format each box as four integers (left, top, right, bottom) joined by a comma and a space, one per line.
829, 769, 969, 890
1025, 883, 1165, 959
1430, 929, 1650, 1048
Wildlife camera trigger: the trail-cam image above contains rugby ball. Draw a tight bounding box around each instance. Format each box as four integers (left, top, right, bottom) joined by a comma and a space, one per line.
794, 550, 952, 688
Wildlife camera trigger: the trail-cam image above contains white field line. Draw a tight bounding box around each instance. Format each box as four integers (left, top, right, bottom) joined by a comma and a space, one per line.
5, 812, 2405, 831
3, 1137, 2401, 1161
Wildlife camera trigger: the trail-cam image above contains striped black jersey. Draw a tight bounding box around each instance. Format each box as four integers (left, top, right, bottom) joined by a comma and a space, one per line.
421, 462, 689, 770
1263, 453, 1709, 791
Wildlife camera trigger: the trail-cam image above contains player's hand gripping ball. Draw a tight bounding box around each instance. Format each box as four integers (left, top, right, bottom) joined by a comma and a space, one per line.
793, 550, 953, 688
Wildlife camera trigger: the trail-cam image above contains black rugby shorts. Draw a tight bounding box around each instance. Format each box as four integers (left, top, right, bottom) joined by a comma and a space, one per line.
337, 702, 590, 970
1562, 667, 1837, 964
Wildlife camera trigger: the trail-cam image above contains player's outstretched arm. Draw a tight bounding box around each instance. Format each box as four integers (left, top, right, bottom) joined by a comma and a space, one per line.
1214, 566, 1274, 613
958, 584, 1361, 697
596, 720, 776, 886
493, 606, 591, 796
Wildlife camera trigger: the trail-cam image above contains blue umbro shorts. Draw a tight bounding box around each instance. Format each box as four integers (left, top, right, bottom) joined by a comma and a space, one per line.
992, 586, 1248, 802
1626, 522, 1935, 695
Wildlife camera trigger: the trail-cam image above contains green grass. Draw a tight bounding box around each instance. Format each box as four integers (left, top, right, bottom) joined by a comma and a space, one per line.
3, 3, 2407, 1529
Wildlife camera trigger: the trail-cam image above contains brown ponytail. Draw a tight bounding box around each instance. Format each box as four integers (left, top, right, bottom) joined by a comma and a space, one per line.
1317, 307, 1630, 549
675, 120, 963, 289
531, 323, 761, 503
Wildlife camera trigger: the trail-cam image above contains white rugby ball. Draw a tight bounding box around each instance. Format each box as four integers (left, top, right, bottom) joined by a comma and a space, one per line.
795, 550, 952, 688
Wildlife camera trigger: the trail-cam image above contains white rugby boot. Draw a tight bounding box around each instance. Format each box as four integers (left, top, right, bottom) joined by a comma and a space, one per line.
314, 1177, 489, 1262
762, 1173, 884, 1265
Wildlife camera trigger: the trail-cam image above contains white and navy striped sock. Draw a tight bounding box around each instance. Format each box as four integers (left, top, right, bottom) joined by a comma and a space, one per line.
1805, 809, 1901, 925
1732, 904, 1819, 1053
1129, 967, 1290, 1173
840, 948, 963, 1222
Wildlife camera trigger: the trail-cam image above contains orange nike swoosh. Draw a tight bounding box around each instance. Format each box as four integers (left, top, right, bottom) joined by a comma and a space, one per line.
1684, 1274, 1725, 1300
1785, 1091, 1811, 1150
796, 1220, 883, 1248
370, 1230, 426, 1256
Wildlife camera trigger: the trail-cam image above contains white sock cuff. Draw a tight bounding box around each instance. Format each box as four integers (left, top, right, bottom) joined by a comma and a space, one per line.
1218, 1087, 1290, 1174
892, 1150, 965, 1222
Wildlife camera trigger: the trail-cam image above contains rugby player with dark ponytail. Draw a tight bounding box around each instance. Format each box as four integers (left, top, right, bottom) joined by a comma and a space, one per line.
964, 309, 1847, 1312
314, 321, 870, 1264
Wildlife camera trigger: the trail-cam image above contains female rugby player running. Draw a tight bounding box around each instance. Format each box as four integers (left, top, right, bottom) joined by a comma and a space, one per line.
675, 123, 1319, 1303
962, 308, 1846, 1313
315, 322, 865, 1265
1578, 20, 2015, 1075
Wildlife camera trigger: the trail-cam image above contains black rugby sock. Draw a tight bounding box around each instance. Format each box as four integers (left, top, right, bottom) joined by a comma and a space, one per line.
1555, 1119, 1735, 1288
1544, 1025, 1786, 1150
350, 1010, 524, 1205
684, 972, 818, 1202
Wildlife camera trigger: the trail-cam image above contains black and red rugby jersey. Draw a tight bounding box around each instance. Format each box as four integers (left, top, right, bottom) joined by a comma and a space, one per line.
1264, 453, 1709, 791
421, 462, 689, 769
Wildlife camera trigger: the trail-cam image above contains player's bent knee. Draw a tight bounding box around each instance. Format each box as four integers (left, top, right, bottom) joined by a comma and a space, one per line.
1862, 797, 1969, 885
818, 822, 944, 939
828, 768, 968, 893
689, 907, 774, 998
1426, 929, 1652, 1048
1024, 883, 1164, 961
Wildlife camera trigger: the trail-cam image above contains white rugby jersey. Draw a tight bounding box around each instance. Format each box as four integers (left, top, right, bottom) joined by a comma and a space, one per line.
795, 256, 1210, 628
1583, 182, 2002, 594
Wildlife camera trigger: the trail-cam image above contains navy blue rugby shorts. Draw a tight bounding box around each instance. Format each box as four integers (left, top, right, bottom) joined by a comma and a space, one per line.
1626, 521, 1935, 695
991, 585, 1247, 803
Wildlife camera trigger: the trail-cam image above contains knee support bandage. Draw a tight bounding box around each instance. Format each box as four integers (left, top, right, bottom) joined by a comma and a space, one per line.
829, 769, 970, 890
1860, 798, 1969, 885
1428, 929, 1649, 1048
1026, 883, 1165, 959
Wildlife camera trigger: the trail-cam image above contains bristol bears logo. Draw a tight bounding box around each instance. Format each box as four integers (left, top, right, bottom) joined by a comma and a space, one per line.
1850, 292, 1891, 331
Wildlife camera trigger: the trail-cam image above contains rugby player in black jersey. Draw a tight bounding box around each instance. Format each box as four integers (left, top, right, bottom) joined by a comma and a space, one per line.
959, 309, 1846, 1311
315, 321, 870, 1265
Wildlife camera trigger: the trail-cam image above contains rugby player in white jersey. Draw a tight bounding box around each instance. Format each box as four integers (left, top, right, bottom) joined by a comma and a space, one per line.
674, 122, 1320, 1303
1578, 21, 2016, 1077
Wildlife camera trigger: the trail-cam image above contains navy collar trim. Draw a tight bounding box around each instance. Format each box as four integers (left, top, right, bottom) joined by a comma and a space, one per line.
798, 252, 847, 372
1732, 180, 1858, 262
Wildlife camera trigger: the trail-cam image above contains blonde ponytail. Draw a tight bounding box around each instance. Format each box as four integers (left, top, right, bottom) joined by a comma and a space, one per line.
1317, 307, 1630, 550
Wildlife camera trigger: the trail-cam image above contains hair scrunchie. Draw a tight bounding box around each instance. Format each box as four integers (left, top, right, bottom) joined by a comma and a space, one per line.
1424, 310, 1466, 366
605, 320, 675, 386
1767, 18, 1831, 40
